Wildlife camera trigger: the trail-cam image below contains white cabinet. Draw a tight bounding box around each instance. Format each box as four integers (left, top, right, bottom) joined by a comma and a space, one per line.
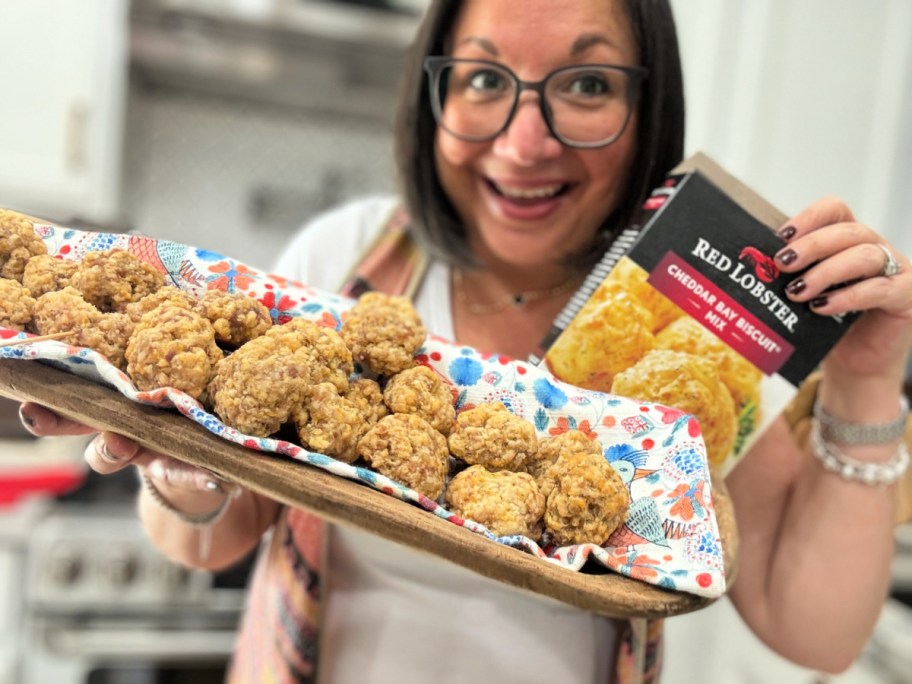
0, 0, 129, 223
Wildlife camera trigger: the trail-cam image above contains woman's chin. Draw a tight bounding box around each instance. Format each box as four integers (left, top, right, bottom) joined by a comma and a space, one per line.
480, 232, 571, 269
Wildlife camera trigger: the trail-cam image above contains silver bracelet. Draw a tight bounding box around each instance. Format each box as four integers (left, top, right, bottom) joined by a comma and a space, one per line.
809, 418, 910, 486
140, 473, 240, 528
813, 394, 909, 445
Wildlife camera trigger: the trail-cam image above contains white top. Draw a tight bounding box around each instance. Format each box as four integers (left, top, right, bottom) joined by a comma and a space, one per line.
273, 196, 615, 684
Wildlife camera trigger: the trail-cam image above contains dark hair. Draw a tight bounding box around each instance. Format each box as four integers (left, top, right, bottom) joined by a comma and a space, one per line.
394, 0, 685, 268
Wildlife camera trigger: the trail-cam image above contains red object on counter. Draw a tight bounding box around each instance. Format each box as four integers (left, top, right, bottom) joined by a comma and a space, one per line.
0, 465, 86, 507
0, 467, 85, 508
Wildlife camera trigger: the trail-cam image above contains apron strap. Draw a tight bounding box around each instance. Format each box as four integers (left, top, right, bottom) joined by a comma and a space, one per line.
339, 203, 430, 300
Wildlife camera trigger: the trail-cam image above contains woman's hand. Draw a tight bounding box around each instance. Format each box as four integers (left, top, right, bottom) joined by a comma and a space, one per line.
727, 198, 909, 670
20, 401, 231, 514
21, 401, 272, 569
775, 197, 912, 384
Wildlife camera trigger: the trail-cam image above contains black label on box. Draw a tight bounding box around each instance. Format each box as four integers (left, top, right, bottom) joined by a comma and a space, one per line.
625, 171, 853, 385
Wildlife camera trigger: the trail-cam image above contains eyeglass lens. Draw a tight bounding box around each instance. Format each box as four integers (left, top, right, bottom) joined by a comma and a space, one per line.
432, 60, 636, 146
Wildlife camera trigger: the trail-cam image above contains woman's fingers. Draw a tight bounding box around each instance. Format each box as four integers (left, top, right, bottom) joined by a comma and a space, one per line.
85, 431, 228, 493
775, 221, 880, 272
22, 407, 226, 494
19, 402, 98, 437
84, 431, 142, 474
777, 196, 856, 240
786, 241, 911, 317
774, 198, 912, 318
145, 457, 228, 493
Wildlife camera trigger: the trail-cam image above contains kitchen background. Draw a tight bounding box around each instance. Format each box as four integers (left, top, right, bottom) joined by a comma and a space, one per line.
1, 0, 910, 682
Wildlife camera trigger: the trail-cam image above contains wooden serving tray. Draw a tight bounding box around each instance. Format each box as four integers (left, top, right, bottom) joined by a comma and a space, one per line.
0, 358, 738, 618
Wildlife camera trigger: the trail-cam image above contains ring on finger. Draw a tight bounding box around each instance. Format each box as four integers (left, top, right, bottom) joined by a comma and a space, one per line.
877, 243, 902, 277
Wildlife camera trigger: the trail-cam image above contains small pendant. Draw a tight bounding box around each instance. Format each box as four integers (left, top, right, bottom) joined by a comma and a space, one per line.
512, 293, 525, 307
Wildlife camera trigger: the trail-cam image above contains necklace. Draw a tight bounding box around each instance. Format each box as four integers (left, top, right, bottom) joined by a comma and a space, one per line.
452, 268, 584, 315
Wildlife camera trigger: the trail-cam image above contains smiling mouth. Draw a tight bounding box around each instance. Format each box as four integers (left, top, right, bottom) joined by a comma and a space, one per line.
488, 180, 570, 201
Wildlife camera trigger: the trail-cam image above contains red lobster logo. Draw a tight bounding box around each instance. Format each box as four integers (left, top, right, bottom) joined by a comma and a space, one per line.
739, 247, 779, 283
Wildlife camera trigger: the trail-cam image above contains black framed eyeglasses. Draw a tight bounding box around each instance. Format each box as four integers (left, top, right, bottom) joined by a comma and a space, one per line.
423, 57, 648, 149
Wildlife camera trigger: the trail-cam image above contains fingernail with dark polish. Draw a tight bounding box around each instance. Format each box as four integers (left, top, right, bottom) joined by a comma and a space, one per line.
778, 225, 797, 241
777, 249, 798, 265
785, 279, 806, 295
810, 296, 828, 308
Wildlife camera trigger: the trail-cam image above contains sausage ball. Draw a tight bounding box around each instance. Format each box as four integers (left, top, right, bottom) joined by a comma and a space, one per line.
210, 341, 308, 437
194, 290, 273, 347
266, 318, 352, 393
383, 365, 456, 435
125, 286, 197, 323
447, 402, 538, 473
32, 287, 134, 370
345, 378, 389, 426
446, 465, 545, 539
70, 248, 166, 313
125, 305, 223, 400
340, 291, 426, 376
209, 319, 351, 437
357, 413, 449, 499
293, 383, 370, 464
530, 429, 603, 489
0, 278, 35, 331
0, 209, 47, 282
543, 451, 630, 547
21, 254, 79, 298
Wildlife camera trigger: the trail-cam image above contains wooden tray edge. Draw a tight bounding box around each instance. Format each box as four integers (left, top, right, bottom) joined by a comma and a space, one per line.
0, 357, 734, 618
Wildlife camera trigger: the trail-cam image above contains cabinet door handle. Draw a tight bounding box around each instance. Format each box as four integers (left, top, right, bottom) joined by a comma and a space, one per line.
65, 101, 89, 172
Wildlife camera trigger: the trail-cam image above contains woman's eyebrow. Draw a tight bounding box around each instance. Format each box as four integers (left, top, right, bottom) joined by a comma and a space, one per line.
454, 33, 617, 58
571, 33, 619, 56
455, 36, 499, 56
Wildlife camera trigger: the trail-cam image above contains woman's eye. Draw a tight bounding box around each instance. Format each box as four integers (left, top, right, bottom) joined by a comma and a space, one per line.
567, 73, 611, 96
467, 70, 507, 93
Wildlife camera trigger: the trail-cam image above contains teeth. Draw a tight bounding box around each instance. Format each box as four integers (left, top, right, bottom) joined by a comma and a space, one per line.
494, 183, 563, 199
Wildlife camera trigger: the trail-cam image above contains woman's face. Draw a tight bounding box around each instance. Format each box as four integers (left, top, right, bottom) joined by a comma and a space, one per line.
434, 0, 640, 270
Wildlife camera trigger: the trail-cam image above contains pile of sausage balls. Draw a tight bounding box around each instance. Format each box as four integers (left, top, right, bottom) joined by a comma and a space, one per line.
0, 209, 629, 547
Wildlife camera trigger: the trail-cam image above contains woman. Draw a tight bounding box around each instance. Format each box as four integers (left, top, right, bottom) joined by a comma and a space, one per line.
19, 0, 911, 681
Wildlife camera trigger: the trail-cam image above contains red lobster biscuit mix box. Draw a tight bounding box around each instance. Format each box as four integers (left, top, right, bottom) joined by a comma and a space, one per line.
534, 153, 857, 475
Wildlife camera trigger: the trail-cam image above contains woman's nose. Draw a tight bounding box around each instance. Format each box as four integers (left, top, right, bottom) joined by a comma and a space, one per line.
492, 95, 563, 165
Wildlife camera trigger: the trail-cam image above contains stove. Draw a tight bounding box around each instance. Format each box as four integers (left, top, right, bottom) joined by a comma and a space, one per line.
3, 450, 255, 684
26, 504, 238, 613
